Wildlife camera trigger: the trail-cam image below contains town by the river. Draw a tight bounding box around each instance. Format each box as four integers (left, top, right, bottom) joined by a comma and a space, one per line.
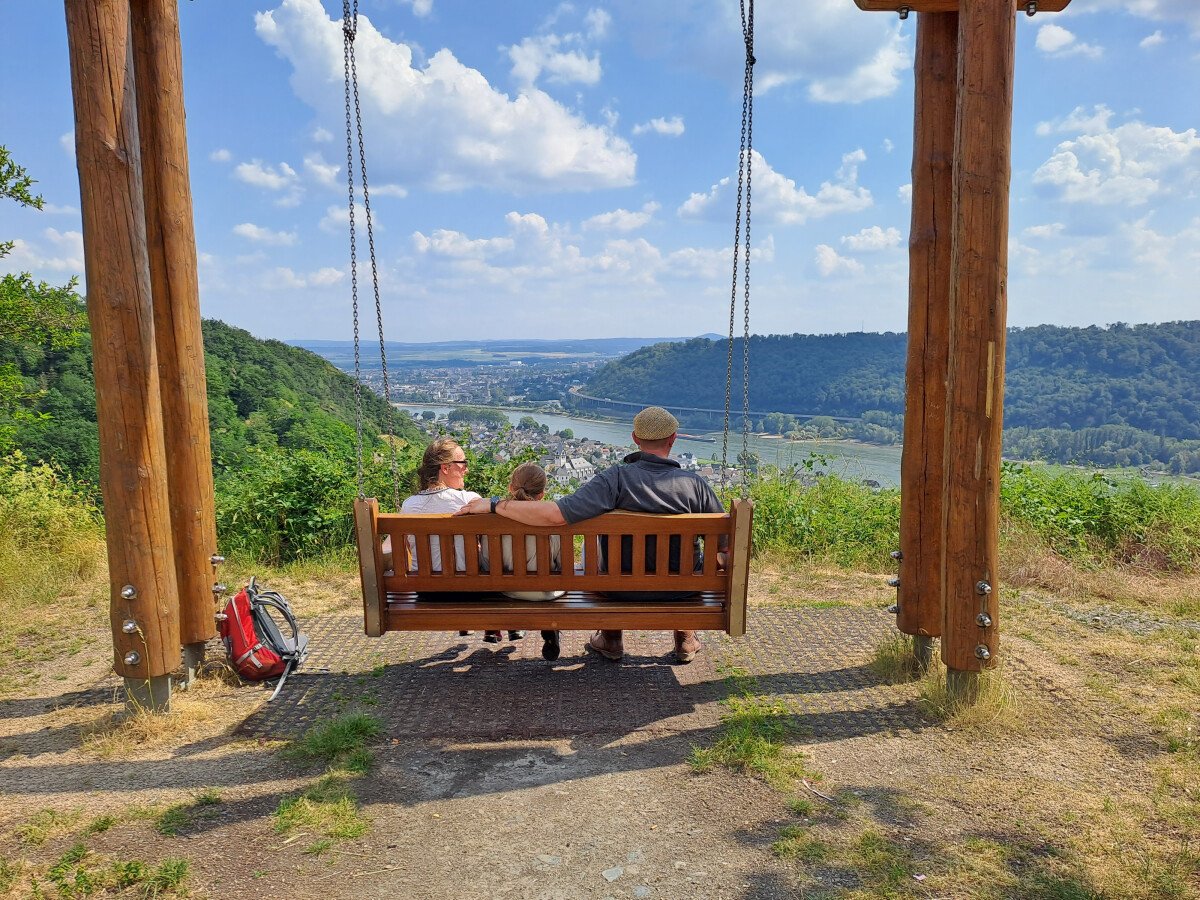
398, 404, 902, 487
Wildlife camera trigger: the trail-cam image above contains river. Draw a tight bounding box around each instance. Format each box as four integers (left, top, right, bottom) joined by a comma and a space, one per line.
397, 405, 903, 487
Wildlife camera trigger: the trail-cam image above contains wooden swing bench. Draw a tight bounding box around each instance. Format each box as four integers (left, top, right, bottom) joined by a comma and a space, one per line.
354, 499, 753, 638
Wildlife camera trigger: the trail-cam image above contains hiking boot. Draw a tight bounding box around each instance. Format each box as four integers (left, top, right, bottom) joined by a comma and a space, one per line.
483, 630, 503, 643
584, 629, 624, 661
540, 630, 561, 661
674, 630, 702, 664
508, 630, 526, 641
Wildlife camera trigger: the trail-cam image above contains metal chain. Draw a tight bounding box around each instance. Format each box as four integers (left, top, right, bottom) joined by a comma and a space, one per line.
343, 1, 364, 499
347, 5, 402, 511
722, 0, 755, 496
344, 0, 402, 509
740, 0, 754, 500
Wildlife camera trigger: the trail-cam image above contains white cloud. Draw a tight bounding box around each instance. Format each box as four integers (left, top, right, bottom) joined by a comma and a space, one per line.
59, 132, 74, 156
882, 138, 894, 154
1140, 30, 1166, 48
319, 203, 375, 233
303, 152, 340, 186
632, 116, 685, 137
898, 183, 912, 203
814, 244, 863, 277
583, 202, 661, 232
1035, 24, 1104, 59
232, 222, 298, 245
256, 0, 634, 191
1034, 117, 1200, 205
1079, 0, 1200, 35
403, 0, 433, 17
678, 149, 872, 226
1022, 222, 1066, 239
808, 29, 911, 103
584, 8, 611, 40
263, 265, 344, 289
842, 225, 901, 252
2, 228, 85, 274
41, 203, 78, 215
1036, 104, 1114, 137
508, 35, 602, 87
371, 184, 409, 198
413, 229, 516, 259
312, 126, 333, 143
235, 159, 299, 191
210, 148, 232, 163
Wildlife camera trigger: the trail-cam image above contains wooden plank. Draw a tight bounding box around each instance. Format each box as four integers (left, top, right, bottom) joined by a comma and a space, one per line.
130, 0, 218, 649
354, 498, 384, 636
631, 532, 646, 576
727, 499, 753, 638
66, 0, 181, 680
855, 0, 1070, 11
898, 11, 956, 641
384, 593, 728, 632
942, 0, 1013, 672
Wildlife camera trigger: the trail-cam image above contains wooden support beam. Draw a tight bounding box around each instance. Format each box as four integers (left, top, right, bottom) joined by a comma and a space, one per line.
854, 0, 1070, 12
130, 0, 219, 651
941, 0, 1014, 675
65, 0, 181, 683
897, 12, 957, 643
355, 498, 385, 637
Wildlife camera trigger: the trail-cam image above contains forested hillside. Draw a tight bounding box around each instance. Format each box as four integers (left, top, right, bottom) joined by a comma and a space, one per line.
582, 322, 1200, 473
4, 318, 420, 490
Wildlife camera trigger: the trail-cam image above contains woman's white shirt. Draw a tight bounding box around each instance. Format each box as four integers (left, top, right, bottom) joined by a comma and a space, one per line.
400, 488, 483, 573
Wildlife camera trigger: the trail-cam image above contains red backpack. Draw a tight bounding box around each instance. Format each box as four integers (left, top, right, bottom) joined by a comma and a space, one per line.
218, 578, 309, 700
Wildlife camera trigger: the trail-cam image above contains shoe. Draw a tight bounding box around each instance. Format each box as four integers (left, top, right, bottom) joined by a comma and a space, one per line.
458, 631, 473, 636
540, 630, 561, 661
508, 630, 525, 641
584, 630, 624, 661
483, 630, 502, 643
673, 630, 702, 664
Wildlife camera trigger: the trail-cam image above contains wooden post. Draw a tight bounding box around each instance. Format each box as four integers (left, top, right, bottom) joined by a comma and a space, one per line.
355, 498, 385, 637
130, 0, 219, 679
941, 0, 1015, 684
897, 12, 957, 666
726, 499, 753, 638
65, 0, 179, 708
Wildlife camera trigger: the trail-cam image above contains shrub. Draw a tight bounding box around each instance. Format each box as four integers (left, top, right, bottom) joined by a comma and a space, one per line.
0, 452, 104, 609
1000, 463, 1200, 570
215, 448, 360, 565
746, 473, 900, 570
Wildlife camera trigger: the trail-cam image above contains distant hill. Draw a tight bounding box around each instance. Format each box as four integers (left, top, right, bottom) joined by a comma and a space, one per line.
580, 323, 1200, 473
293, 336, 718, 369
8, 319, 420, 486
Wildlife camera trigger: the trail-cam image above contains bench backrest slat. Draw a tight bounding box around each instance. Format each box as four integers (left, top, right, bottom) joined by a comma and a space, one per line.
376, 511, 733, 594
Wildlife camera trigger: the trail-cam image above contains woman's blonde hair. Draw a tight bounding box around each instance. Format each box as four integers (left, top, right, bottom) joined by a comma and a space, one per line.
417, 437, 463, 490
508, 462, 547, 501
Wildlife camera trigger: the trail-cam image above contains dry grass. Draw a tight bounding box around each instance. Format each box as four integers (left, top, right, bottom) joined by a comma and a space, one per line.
79, 675, 243, 759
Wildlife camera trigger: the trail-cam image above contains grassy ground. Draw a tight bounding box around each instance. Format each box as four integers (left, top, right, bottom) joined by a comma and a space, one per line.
1, 458, 1198, 896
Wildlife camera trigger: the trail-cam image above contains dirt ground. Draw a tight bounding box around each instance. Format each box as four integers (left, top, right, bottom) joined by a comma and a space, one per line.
1, 568, 1198, 899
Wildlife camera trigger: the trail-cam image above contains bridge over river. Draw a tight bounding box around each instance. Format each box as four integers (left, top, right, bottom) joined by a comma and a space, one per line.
568, 387, 861, 425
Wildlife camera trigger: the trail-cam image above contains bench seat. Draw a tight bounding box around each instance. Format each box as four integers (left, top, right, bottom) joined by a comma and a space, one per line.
383, 590, 729, 632
355, 500, 753, 638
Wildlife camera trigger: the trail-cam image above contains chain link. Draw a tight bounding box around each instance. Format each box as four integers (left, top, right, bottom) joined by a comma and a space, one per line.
723, 0, 754, 498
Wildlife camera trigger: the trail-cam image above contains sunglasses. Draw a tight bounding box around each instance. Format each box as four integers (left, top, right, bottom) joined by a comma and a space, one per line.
443, 459, 469, 468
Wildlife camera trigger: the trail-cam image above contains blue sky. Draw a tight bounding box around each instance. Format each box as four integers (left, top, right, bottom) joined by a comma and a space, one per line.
2, 0, 1198, 342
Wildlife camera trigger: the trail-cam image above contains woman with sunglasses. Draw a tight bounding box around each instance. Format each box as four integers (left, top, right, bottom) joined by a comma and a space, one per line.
401, 437, 520, 643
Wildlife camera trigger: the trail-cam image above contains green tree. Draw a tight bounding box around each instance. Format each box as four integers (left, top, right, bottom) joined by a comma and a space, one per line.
0, 147, 87, 449
557, 428, 574, 439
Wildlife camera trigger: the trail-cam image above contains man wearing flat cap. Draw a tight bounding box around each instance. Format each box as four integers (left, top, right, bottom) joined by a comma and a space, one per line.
455, 406, 723, 664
